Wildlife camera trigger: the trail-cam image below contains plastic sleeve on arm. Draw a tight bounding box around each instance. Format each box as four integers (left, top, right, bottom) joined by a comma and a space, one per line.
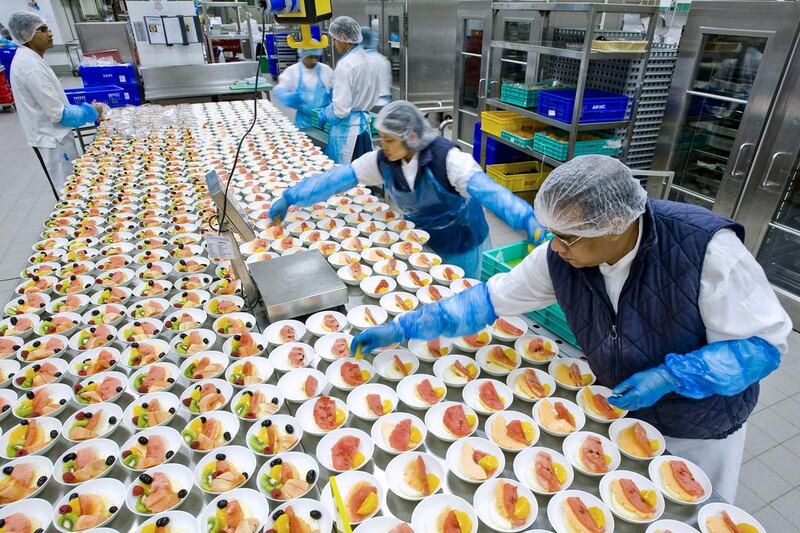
272, 86, 303, 109
394, 283, 498, 340
59, 103, 98, 128
466, 171, 535, 231
664, 336, 781, 399
283, 165, 358, 207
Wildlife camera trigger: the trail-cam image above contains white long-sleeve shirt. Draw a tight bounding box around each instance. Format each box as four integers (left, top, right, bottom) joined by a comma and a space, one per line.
351, 148, 481, 196
487, 219, 793, 354
331, 46, 381, 121
10, 45, 72, 149
365, 49, 392, 100
275, 61, 333, 94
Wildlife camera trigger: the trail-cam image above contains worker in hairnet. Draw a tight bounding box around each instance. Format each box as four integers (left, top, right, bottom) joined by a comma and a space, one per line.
270, 100, 548, 278
271, 48, 332, 131
320, 16, 381, 164
360, 27, 391, 107
0, 23, 16, 48
7, 11, 104, 196
351, 155, 791, 503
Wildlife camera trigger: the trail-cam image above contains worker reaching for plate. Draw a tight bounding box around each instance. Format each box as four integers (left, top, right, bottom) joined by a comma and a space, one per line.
352, 155, 792, 504
271, 48, 332, 131
269, 100, 549, 278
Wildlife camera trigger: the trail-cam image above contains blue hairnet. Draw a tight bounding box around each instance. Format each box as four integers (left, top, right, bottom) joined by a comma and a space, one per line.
360, 27, 376, 50
328, 16, 362, 44
375, 100, 437, 152
8, 11, 46, 44
534, 155, 647, 237
298, 48, 323, 59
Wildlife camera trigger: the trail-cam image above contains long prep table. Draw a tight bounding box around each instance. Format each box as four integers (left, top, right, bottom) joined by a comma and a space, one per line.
0, 100, 728, 533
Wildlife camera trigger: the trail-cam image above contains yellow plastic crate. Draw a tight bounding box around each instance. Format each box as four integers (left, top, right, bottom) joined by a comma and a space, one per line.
487, 160, 552, 192
481, 111, 538, 138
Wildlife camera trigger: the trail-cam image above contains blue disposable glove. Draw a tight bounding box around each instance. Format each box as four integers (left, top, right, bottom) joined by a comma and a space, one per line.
60, 102, 98, 128
467, 171, 548, 245
608, 365, 678, 411
350, 323, 404, 355
272, 86, 304, 109
321, 103, 342, 127
268, 165, 358, 223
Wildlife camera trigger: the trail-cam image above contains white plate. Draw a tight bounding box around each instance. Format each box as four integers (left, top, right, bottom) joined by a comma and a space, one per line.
170, 289, 211, 310
341, 236, 372, 253
46, 294, 90, 316
430, 264, 464, 284
181, 351, 230, 383
576, 385, 628, 423
221, 332, 269, 359
488, 316, 528, 342
385, 451, 445, 501
316, 427, 374, 472
415, 284, 453, 304
0, 338, 21, 363
547, 489, 614, 533
0, 498, 52, 532
119, 426, 182, 472
337, 262, 373, 286
599, 470, 665, 524
193, 445, 256, 494
264, 319, 307, 345
68, 324, 117, 353
462, 379, 513, 415
53, 438, 118, 486
313, 333, 354, 361
485, 411, 539, 452
473, 477, 538, 532
68, 346, 121, 378
396, 374, 447, 410
548, 358, 596, 390
123, 391, 180, 430
450, 278, 481, 294
648, 455, 712, 505
453, 328, 493, 353
162, 308, 209, 338
325, 357, 375, 391
408, 252, 442, 271
277, 367, 327, 403
204, 295, 245, 319
608, 417, 666, 461
256, 451, 318, 501
320, 470, 383, 526
379, 291, 419, 315
532, 398, 586, 437
269, 342, 316, 373
445, 437, 505, 484
0, 416, 60, 459
51, 477, 125, 533
132, 280, 174, 299
230, 383, 283, 421
35, 312, 82, 337
359, 275, 396, 299
73, 371, 128, 406
180, 411, 240, 453
328, 251, 360, 267
198, 488, 270, 533
125, 463, 193, 516
562, 431, 621, 477
5, 292, 51, 317
357, 516, 408, 532
346, 383, 398, 421
245, 414, 303, 457
387, 219, 415, 232
411, 494, 478, 533
424, 401, 479, 442
373, 349, 419, 381
476, 344, 522, 376
262, 498, 332, 533
300, 229, 330, 244
305, 310, 347, 337
432, 355, 479, 387
396, 269, 432, 291
15, 383, 71, 418
138, 511, 200, 533
408, 337, 453, 362
211, 312, 256, 339
116, 318, 164, 345
19, 334, 68, 363
360, 247, 393, 265
63, 402, 122, 443
373, 258, 407, 279
371, 412, 427, 454
506, 368, 556, 403
14, 358, 66, 390
698, 503, 765, 533
295, 396, 348, 436
0, 314, 40, 340
646, 519, 701, 533
118, 339, 171, 370
128, 362, 179, 395
179, 378, 234, 415
515, 334, 560, 364
369, 230, 399, 247
90, 286, 133, 306
346, 305, 387, 330
513, 446, 574, 495
0, 454, 52, 503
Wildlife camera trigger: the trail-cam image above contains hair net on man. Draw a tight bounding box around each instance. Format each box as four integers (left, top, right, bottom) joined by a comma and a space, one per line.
360, 27, 376, 50
7, 11, 46, 44
298, 48, 323, 59
328, 16, 363, 44
534, 155, 647, 238
0, 23, 12, 41
375, 100, 438, 152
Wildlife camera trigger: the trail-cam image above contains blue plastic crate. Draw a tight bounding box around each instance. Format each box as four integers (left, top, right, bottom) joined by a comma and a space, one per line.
79, 64, 137, 87
537, 88, 629, 124
472, 121, 534, 165
65, 85, 137, 108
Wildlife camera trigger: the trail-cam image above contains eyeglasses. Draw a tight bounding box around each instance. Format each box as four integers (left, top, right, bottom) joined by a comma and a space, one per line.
550, 232, 584, 248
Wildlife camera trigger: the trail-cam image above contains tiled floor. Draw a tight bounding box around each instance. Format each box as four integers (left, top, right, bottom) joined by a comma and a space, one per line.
1, 77, 799, 531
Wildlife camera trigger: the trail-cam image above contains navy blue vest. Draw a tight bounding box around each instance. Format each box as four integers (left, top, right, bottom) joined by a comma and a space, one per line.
547, 199, 757, 439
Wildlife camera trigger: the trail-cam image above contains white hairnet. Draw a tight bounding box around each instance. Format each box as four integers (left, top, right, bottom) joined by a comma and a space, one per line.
375, 100, 438, 152
534, 155, 647, 237
298, 48, 323, 59
8, 11, 46, 44
329, 16, 362, 44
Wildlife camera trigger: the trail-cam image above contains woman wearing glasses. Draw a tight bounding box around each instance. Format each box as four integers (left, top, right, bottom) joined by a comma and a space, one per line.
353, 154, 791, 504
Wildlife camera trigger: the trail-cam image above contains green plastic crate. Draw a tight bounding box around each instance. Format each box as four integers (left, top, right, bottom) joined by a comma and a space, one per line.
481, 240, 581, 348
500, 80, 570, 108
533, 130, 620, 162
500, 129, 536, 150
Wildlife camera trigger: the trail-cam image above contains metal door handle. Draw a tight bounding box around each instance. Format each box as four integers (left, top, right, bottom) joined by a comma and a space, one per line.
477, 78, 486, 98
731, 142, 755, 178
762, 151, 792, 188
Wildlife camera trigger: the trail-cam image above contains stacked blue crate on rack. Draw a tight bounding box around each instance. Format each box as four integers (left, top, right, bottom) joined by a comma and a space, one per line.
70, 63, 141, 108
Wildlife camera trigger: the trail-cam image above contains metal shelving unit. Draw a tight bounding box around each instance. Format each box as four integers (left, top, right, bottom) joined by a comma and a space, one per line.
479, 2, 660, 168
199, 1, 255, 63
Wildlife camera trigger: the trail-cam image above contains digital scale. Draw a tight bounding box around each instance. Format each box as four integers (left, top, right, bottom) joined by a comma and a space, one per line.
205, 170, 347, 322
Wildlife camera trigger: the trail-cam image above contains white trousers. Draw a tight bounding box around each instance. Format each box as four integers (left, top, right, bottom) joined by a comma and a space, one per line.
38, 134, 78, 196
664, 423, 747, 504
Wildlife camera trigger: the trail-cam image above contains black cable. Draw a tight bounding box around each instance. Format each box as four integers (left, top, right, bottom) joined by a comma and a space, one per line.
216, 6, 269, 235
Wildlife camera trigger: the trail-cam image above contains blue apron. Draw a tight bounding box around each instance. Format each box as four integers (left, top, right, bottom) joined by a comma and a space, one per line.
295, 64, 329, 131
381, 165, 490, 278
325, 46, 372, 164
